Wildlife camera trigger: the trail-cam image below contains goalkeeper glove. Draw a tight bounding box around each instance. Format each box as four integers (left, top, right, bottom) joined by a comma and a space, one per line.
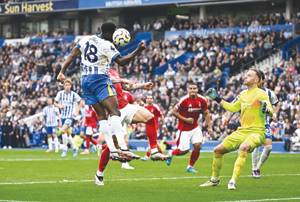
205, 88, 222, 103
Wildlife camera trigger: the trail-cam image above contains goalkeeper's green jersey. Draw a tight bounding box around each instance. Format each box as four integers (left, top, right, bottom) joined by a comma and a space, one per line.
221, 87, 273, 130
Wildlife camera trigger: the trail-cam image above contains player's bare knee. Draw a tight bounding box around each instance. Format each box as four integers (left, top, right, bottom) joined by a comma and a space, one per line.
239, 144, 250, 152
193, 143, 201, 151
214, 146, 224, 155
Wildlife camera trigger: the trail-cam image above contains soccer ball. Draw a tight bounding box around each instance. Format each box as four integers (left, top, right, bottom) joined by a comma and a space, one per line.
113, 28, 131, 47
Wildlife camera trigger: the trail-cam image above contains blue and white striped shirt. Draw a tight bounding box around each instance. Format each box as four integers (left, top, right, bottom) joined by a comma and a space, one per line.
43, 105, 59, 127
77, 35, 120, 76
263, 87, 279, 128
55, 90, 81, 119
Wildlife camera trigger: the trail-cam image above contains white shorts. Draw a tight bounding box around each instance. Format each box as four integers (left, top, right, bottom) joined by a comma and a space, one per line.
175, 126, 204, 151
120, 104, 144, 124
86, 126, 97, 136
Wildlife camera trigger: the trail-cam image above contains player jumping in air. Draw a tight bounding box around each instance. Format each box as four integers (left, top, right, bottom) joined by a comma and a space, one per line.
166, 82, 213, 174
109, 68, 167, 160
201, 69, 274, 190
95, 69, 168, 185
57, 22, 145, 165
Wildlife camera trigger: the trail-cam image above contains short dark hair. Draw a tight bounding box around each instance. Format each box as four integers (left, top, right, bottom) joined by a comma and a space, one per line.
188, 81, 198, 87
101, 22, 116, 34
257, 70, 265, 81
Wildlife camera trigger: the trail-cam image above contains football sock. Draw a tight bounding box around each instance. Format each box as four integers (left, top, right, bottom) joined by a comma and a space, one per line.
146, 124, 158, 149
53, 136, 59, 151
99, 120, 117, 152
211, 153, 223, 180
99, 144, 110, 173
47, 137, 53, 151
251, 147, 260, 170
62, 134, 68, 152
232, 151, 247, 182
189, 149, 200, 167
86, 136, 91, 149
257, 145, 272, 169
109, 116, 127, 150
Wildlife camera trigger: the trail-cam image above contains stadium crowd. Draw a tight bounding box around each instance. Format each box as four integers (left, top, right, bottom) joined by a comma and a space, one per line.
0, 16, 299, 150
132, 13, 300, 32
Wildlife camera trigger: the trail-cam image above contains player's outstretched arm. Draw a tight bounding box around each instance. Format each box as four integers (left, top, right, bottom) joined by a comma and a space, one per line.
115, 41, 146, 66
205, 88, 241, 112
220, 99, 241, 113
57, 47, 81, 82
126, 82, 153, 91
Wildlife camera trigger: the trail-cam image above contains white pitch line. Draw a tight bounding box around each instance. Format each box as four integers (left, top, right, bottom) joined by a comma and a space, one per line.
1, 154, 300, 162
217, 197, 300, 202
0, 158, 95, 162
0, 200, 39, 202
0, 173, 299, 186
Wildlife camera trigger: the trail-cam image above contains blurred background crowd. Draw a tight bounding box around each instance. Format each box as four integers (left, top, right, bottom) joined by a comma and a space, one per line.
0, 13, 299, 151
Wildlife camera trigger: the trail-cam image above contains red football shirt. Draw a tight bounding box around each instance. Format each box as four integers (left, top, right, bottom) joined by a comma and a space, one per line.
145, 104, 162, 129
122, 90, 134, 104
175, 94, 208, 131
84, 106, 98, 128
109, 69, 129, 109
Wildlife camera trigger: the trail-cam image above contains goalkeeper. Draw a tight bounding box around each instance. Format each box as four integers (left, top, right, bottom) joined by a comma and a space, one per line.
200, 69, 274, 190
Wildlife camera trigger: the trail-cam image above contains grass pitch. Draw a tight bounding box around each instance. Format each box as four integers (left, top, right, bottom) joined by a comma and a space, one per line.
0, 150, 299, 202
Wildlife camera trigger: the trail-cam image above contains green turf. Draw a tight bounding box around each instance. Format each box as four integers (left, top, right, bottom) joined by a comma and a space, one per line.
0, 150, 300, 202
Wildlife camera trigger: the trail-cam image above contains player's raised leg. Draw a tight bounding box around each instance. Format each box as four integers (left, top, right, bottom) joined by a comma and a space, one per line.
102, 96, 140, 159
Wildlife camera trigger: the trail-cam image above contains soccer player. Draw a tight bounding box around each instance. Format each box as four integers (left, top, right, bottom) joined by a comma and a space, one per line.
141, 95, 166, 160
95, 70, 168, 185
80, 105, 99, 155
54, 79, 82, 157
251, 70, 279, 178
200, 69, 274, 190
43, 98, 60, 153
166, 82, 212, 174
109, 68, 167, 160
57, 23, 144, 164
